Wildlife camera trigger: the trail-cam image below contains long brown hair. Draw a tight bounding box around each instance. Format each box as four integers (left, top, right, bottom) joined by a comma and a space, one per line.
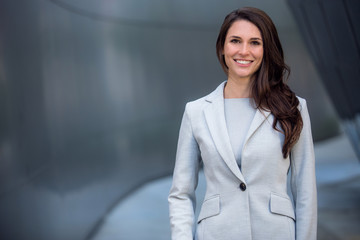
216, 7, 303, 158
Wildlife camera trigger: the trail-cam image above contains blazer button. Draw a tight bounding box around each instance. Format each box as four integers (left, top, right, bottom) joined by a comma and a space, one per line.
239, 183, 246, 191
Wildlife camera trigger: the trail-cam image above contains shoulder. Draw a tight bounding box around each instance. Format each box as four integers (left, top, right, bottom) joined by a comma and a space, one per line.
185, 96, 207, 114
185, 81, 225, 113
296, 96, 308, 112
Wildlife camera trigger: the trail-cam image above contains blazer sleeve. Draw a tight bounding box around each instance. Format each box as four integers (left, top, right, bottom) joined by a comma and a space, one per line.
168, 103, 201, 240
290, 99, 318, 240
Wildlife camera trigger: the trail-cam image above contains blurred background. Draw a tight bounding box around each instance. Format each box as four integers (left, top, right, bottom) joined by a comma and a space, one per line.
0, 0, 359, 239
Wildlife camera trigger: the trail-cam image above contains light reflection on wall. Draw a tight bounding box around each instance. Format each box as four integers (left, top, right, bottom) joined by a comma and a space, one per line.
0, 0, 340, 239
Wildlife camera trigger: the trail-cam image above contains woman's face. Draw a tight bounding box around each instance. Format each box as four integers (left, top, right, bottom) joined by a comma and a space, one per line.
223, 20, 264, 82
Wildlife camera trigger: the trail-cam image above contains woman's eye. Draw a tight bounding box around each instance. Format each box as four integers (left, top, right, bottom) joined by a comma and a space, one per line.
230, 39, 240, 43
251, 41, 261, 45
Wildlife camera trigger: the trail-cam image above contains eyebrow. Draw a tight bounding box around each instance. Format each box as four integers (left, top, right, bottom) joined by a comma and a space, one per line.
230, 36, 262, 41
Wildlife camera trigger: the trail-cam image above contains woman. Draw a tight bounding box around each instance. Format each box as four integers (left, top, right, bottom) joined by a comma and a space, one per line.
168, 7, 317, 240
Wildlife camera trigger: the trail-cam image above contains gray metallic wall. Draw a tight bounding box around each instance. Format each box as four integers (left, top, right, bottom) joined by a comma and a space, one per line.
0, 0, 339, 239
287, 0, 360, 158
0, 1, 222, 239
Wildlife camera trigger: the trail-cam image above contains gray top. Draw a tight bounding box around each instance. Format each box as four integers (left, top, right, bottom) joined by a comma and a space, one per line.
224, 98, 256, 167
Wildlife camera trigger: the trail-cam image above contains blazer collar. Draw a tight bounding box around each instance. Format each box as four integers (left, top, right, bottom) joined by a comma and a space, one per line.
204, 81, 271, 182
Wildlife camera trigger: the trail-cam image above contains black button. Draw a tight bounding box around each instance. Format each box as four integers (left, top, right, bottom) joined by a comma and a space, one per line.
239, 183, 246, 191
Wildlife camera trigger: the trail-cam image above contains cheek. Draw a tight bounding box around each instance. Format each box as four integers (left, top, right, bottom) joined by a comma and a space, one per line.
253, 50, 263, 70
224, 44, 236, 56
256, 48, 264, 60
223, 48, 234, 64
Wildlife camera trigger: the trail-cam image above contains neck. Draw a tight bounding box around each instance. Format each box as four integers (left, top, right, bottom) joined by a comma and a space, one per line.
224, 77, 251, 98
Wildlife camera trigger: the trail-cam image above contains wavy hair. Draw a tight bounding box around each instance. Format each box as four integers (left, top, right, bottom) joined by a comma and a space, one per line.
216, 7, 303, 158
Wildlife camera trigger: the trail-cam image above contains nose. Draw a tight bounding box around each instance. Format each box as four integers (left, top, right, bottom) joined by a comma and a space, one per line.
238, 43, 249, 55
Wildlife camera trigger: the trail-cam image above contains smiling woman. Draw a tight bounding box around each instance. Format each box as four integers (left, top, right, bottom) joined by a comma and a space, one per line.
168, 7, 317, 240
222, 20, 264, 98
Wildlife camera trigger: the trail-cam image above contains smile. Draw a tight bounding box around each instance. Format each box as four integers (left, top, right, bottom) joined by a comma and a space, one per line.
235, 59, 253, 64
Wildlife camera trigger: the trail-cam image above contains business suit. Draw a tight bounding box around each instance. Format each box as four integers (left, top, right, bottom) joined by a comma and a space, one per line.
168, 82, 317, 240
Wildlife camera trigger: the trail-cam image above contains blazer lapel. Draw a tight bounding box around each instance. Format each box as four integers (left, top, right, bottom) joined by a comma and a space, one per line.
243, 108, 271, 146
203, 83, 246, 183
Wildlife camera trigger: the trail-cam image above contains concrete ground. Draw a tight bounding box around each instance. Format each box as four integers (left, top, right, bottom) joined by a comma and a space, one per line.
90, 134, 360, 240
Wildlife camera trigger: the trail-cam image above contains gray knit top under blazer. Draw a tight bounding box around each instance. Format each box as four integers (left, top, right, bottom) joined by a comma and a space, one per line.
168, 81, 317, 240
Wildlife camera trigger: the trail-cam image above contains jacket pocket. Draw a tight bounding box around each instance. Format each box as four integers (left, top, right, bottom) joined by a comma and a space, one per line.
270, 192, 296, 221
197, 194, 220, 223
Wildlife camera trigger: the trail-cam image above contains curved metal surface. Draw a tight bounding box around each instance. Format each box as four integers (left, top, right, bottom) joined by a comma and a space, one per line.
0, 0, 338, 239
287, 0, 360, 159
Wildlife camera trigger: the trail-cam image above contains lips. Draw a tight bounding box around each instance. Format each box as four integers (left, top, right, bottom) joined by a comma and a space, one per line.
235, 59, 253, 64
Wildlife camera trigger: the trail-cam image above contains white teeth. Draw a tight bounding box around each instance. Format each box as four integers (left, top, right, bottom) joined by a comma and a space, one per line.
236, 60, 251, 64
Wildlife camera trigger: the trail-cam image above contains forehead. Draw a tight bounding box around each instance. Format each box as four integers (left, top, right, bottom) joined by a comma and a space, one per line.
226, 20, 262, 38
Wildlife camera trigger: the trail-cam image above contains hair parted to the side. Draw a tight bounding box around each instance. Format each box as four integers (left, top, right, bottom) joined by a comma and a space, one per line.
216, 7, 303, 158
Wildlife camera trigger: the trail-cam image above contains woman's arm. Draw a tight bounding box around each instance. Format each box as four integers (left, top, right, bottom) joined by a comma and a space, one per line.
168, 103, 201, 240
290, 98, 318, 240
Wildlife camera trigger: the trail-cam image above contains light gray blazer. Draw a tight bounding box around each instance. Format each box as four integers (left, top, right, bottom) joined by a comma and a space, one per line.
168, 82, 317, 240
